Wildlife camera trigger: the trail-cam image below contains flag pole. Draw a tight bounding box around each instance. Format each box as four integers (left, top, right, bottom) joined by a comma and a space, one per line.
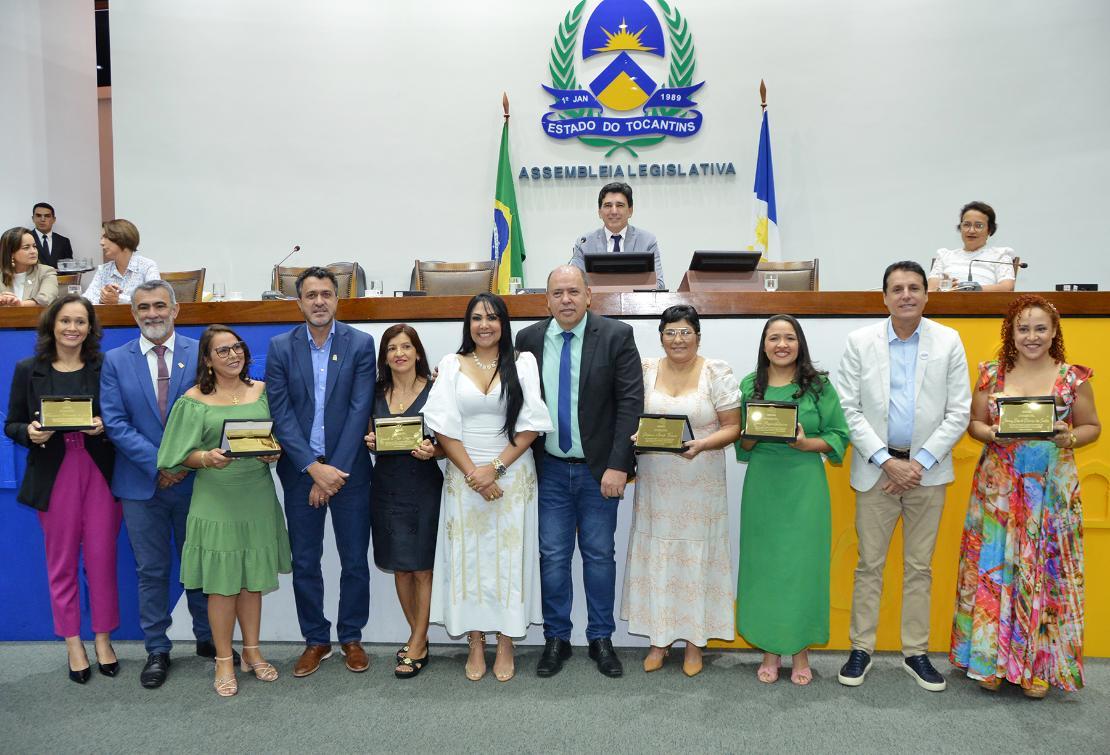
759, 79, 767, 112
503, 92, 510, 122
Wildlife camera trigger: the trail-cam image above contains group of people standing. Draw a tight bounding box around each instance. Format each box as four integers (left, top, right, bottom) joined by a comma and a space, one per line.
4, 261, 1099, 702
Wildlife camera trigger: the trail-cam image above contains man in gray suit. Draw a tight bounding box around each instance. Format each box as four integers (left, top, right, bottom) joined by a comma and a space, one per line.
570, 182, 664, 289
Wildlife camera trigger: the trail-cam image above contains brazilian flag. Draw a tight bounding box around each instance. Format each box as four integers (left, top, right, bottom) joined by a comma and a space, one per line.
491, 119, 525, 294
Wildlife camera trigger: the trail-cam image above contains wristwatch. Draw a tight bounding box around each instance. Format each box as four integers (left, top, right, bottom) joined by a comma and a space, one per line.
491, 457, 507, 478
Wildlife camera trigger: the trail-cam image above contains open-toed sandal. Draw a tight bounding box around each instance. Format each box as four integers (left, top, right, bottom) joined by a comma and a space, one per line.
214, 655, 238, 697
395, 645, 410, 663
395, 653, 429, 679
240, 645, 278, 682
494, 633, 515, 682
465, 633, 486, 681
757, 656, 781, 684
790, 665, 813, 686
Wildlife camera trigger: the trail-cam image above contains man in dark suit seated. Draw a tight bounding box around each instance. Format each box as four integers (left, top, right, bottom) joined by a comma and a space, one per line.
569, 181, 664, 289
32, 202, 74, 269
516, 265, 644, 678
265, 267, 376, 678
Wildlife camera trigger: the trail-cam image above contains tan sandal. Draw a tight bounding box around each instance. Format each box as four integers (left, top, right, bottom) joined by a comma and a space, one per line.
494, 633, 515, 682
240, 645, 279, 682
1023, 678, 1049, 699
465, 632, 486, 681
214, 655, 238, 697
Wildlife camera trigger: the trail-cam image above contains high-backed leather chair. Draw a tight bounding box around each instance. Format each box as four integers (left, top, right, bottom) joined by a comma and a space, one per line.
273, 263, 359, 298
755, 259, 819, 291
413, 260, 496, 296
161, 269, 207, 303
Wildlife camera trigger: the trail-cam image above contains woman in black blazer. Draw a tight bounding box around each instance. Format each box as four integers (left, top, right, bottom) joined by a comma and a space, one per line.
4, 294, 118, 683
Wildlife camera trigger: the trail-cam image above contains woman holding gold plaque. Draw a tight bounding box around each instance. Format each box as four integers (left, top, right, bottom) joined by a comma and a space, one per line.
621, 305, 741, 677
951, 294, 1101, 697
364, 324, 443, 679
736, 315, 849, 686
423, 293, 553, 682
5, 294, 118, 683
158, 325, 292, 697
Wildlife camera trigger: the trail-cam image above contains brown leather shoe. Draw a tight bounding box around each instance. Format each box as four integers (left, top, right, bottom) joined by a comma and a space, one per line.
293, 644, 333, 678
341, 641, 369, 673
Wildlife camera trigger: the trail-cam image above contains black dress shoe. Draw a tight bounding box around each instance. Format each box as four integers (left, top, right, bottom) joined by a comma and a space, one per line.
68, 665, 91, 684
536, 637, 573, 678
141, 653, 171, 689
196, 640, 240, 665
903, 654, 947, 692
587, 638, 623, 678
837, 649, 872, 687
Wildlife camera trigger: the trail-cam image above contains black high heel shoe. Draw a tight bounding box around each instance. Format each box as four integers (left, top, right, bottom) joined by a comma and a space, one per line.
69, 664, 91, 684
96, 645, 120, 677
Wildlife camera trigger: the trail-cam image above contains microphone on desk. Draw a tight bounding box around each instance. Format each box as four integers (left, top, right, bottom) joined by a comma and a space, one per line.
261, 245, 301, 299
959, 257, 1028, 291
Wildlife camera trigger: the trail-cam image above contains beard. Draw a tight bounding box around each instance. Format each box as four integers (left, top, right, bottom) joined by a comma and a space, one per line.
140, 320, 172, 342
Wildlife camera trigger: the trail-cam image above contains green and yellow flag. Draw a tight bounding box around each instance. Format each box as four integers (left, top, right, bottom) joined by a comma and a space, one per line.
491, 113, 525, 294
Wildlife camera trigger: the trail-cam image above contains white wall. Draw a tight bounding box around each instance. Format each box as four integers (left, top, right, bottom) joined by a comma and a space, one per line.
110, 0, 1110, 296
0, 0, 101, 254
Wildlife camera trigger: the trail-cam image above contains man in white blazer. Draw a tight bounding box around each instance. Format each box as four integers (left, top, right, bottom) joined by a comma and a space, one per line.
569, 182, 665, 289
834, 261, 970, 692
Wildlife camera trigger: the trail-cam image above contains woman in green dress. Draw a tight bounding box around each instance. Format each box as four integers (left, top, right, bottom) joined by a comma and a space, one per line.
158, 325, 292, 697
736, 315, 849, 686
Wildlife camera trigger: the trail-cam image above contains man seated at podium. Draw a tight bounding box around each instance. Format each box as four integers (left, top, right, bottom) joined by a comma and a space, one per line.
570, 182, 664, 290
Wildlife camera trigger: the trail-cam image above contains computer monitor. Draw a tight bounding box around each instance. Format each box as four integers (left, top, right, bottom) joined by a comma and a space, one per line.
583, 252, 656, 275
688, 250, 762, 273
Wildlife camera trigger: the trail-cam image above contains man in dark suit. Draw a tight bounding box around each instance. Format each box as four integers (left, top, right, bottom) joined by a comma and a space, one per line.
569, 182, 664, 289
265, 267, 376, 678
101, 279, 219, 688
516, 265, 643, 677
32, 202, 74, 269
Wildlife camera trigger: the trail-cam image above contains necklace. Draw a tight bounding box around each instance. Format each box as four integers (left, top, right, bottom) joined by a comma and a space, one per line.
219, 383, 245, 405
472, 352, 498, 371
392, 378, 422, 411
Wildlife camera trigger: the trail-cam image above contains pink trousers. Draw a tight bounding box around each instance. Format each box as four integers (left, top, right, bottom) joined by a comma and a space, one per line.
37, 433, 122, 637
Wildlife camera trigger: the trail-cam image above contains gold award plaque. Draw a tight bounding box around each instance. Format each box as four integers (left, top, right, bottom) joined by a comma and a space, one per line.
635, 414, 692, 453
996, 396, 1057, 438
742, 401, 799, 442
39, 396, 95, 430
374, 415, 426, 454
220, 419, 282, 458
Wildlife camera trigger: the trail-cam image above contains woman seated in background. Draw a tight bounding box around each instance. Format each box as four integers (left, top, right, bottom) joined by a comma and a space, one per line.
423, 293, 552, 682
736, 315, 849, 686
928, 201, 1016, 292
621, 305, 740, 677
364, 323, 444, 679
84, 218, 160, 305
157, 325, 291, 697
0, 226, 58, 307
4, 295, 118, 683
951, 294, 1100, 698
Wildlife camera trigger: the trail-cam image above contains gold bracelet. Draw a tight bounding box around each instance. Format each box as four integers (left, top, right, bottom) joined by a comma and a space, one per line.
1069, 431, 1078, 448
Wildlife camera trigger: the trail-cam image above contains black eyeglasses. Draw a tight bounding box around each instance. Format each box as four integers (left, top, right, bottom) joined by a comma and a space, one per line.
214, 341, 246, 359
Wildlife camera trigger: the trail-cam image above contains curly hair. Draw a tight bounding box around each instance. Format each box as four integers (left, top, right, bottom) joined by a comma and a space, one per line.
196, 324, 254, 394
998, 294, 1065, 370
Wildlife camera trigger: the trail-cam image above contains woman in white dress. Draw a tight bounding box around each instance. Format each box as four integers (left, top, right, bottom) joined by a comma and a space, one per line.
423, 293, 553, 682
621, 305, 741, 677
928, 201, 1016, 292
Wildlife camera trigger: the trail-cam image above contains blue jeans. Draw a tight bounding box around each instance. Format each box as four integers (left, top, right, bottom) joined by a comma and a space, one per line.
538, 454, 619, 641
284, 478, 371, 645
121, 489, 211, 654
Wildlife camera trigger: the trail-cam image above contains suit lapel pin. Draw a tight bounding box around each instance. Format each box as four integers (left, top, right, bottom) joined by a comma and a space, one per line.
178, 362, 185, 369
332, 354, 338, 361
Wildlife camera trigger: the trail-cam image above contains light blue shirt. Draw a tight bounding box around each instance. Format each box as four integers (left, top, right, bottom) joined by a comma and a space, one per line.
83, 253, 160, 304
542, 315, 587, 457
307, 321, 336, 459
870, 319, 937, 470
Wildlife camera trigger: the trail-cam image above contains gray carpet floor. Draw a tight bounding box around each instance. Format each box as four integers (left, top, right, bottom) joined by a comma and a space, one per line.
2, 642, 1107, 754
